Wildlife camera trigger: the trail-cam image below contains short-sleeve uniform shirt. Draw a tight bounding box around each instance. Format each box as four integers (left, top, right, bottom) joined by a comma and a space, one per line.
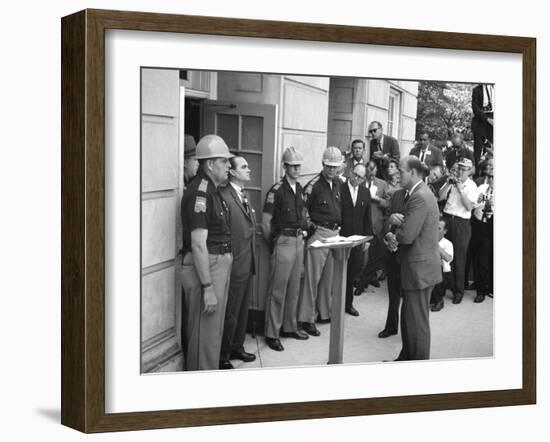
263, 177, 308, 234
304, 173, 342, 226
181, 171, 231, 253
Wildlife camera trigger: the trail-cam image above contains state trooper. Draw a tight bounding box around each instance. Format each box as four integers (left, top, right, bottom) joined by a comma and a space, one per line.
180, 134, 234, 371
262, 147, 310, 352
298, 146, 344, 337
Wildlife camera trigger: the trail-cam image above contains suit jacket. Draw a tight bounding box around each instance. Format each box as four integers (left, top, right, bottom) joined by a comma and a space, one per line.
366, 177, 390, 235
395, 181, 441, 290
472, 84, 494, 140
369, 134, 400, 162
409, 145, 444, 167
340, 182, 373, 237
220, 183, 256, 275
384, 188, 408, 235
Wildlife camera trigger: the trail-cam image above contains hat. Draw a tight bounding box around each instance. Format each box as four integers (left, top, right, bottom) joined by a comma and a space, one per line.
457, 158, 473, 169
184, 134, 197, 157
322, 146, 344, 167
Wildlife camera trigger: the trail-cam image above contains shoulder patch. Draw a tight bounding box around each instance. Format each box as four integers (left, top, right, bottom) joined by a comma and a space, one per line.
194, 196, 207, 213
198, 179, 208, 192
305, 175, 320, 194
266, 192, 275, 204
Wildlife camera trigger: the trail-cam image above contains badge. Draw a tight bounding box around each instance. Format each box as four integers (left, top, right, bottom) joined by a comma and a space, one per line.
194, 196, 207, 213
266, 192, 275, 204
198, 179, 208, 192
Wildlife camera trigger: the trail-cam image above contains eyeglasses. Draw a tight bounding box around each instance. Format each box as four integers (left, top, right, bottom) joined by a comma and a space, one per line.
352, 173, 366, 181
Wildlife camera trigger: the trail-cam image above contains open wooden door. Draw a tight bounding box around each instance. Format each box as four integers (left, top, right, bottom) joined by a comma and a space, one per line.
202, 100, 277, 328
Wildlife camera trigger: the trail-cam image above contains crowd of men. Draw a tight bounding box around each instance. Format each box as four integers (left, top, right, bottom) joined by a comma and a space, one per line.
178, 84, 495, 370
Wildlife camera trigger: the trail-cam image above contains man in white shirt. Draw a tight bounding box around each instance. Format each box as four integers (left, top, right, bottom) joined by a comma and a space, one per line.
430, 218, 454, 312
439, 158, 479, 304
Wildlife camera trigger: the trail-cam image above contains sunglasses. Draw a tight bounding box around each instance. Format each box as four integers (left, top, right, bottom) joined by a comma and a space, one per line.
369, 128, 378, 134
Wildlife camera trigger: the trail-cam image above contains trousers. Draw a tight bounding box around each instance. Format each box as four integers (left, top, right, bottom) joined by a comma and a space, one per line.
264, 235, 304, 338
397, 286, 433, 361
182, 252, 232, 371
443, 214, 471, 297
298, 226, 337, 323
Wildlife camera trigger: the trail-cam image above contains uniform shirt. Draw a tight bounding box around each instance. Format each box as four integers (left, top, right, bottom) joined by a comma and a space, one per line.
304, 173, 342, 226
263, 176, 308, 233
439, 178, 479, 219
439, 237, 454, 273
473, 183, 494, 222
181, 170, 231, 254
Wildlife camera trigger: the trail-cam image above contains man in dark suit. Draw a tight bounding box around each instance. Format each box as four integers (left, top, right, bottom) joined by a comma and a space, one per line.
340, 163, 373, 316
387, 156, 441, 360
342, 139, 367, 179
471, 84, 494, 168
378, 187, 408, 338
445, 132, 474, 171
367, 120, 400, 180
219, 156, 257, 369
409, 133, 444, 167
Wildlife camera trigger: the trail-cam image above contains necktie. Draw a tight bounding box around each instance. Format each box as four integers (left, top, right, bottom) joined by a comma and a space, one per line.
404, 190, 410, 203
377, 141, 382, 152
241, 190, 251, 216
420, 150, 425, 163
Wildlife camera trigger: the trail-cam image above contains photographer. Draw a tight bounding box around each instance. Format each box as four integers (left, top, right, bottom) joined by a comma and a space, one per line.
438, 158, 479, 304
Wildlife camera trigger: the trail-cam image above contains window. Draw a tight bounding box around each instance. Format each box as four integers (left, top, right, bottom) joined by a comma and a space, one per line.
388, 88, 401, 138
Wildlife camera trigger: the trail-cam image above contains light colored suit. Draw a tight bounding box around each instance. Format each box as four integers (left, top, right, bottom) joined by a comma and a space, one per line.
395, 180, 441, 360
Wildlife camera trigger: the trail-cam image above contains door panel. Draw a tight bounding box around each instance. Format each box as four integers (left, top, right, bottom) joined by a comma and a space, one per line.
202, 100, 277, 311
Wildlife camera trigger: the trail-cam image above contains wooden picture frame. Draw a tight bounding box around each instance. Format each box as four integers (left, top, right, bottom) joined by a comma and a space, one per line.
61, 9, 536, 433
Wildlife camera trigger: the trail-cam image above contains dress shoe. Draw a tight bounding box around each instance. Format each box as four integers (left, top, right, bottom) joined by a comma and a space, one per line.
265, 337, 284, 351
474, 294, 486, 303
353, 287, 364, 296
230, 349, 256, 363
301, 322, 321, 336
488, 293, 493, 298
280, 330, 309, 340
452, 294, 463, 304
316, 317, 331, 324
431, 300, 444, 312
345, 306, 360, 317
370, 279, 381, 288
219, 360, 234, 369
378, 329, 397, 338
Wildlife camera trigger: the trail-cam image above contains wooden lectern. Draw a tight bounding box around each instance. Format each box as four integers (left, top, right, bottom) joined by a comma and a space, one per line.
308, 235, 372, 364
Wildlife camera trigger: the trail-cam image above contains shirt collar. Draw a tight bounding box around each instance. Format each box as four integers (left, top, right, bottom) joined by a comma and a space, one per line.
408, 180, 422, 196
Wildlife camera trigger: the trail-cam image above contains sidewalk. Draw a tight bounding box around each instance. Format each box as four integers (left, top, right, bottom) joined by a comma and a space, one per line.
236, 282, 494, 369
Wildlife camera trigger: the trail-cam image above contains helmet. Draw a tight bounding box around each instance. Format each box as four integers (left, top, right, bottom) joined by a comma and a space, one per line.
322, 146, 344, 166
281, 146, 304, 166
195, 134, 234, 160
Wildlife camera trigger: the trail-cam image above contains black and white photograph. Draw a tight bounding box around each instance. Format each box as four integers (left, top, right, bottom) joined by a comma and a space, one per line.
140, 69, 495, 373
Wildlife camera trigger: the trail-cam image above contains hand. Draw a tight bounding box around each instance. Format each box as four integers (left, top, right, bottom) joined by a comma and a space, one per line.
384, 232, 398, 252
389, 213, 405, 226
362, 242, 370, 252
203, 286, 217, 314
487, 118, 494, 126
302, 230, 308, 238
372, 151, 384, 159
456, 182, 465, 193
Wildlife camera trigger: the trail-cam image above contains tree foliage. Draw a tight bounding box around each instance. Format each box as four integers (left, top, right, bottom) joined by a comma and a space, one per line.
415, 81, 473, 145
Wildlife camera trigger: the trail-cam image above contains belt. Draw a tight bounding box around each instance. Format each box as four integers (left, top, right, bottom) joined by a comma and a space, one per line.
443, 213, 469, 221
316, 222, 340, 230
280, 228, 303, 237
207, 242, 232, 255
